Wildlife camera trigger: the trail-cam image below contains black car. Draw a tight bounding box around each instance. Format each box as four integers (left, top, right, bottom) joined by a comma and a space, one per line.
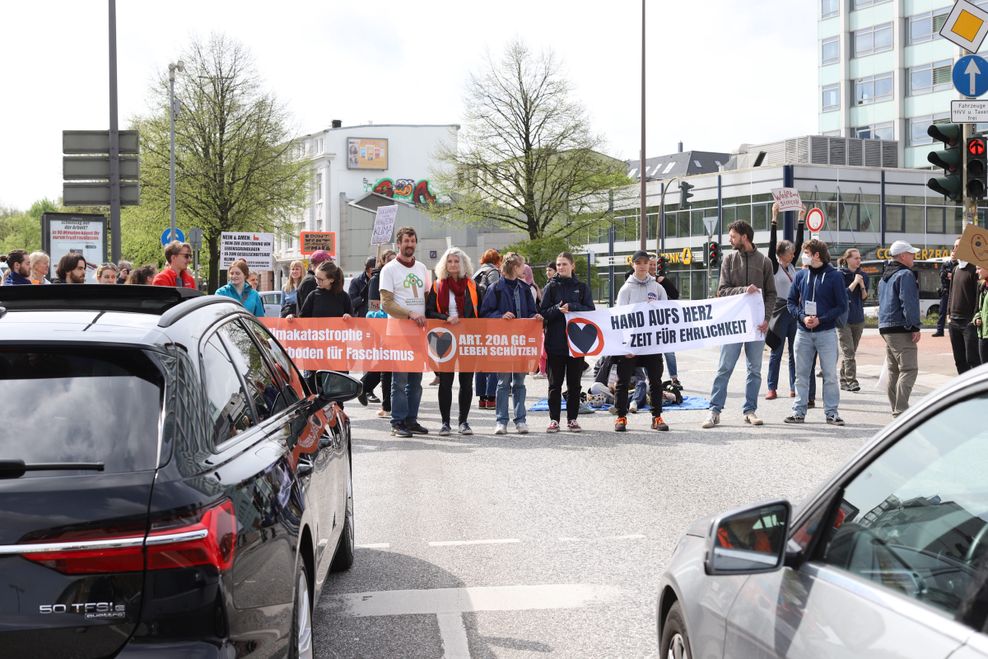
0, 286, 359, 658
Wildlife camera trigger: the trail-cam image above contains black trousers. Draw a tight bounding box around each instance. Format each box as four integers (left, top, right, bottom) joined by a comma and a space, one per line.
361, 371, 392, 411
981, 338, 988, 365
438, 371, 473, 424
948, 320, 982, 374
547, 354, 585, 422
616, 354, 664, 417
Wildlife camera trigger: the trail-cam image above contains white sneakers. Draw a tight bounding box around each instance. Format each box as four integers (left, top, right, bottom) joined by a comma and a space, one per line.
744, 412, 764, 426
515, 422, 529, 434
494, 422, 507, 435
701, 411, 720, 429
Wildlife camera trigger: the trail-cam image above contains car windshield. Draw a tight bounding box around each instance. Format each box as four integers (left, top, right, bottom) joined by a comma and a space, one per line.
0, 347, 164, 477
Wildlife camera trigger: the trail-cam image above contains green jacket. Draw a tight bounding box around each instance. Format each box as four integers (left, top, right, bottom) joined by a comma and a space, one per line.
978, 282, 988, 340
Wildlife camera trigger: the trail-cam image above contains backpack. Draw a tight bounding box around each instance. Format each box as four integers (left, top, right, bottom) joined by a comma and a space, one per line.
474, 267, 499, 299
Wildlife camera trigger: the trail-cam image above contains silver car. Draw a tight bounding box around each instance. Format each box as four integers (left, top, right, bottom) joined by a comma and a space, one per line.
658, 366, 988, 658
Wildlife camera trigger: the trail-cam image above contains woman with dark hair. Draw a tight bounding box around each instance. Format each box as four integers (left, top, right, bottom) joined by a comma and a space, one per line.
53, 254, 87, 284
766, 202, 806, 400
359, 250, 396, 413
473, 249, 503, 409
125, 265, 157, 285
299, 261, 352, 320
215, 259, 265, 316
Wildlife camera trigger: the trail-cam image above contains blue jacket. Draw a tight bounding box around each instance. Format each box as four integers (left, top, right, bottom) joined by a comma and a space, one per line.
878, 261, 921, 333
480, 276, 538, 319
215, 282, 266, 317
787, 264, 848, 332
2, 270, 32, 286
540, 274, 595, 355
840, 266, 869, 325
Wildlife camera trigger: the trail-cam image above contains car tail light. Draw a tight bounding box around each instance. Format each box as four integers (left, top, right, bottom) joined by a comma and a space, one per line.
21, 500, 237, 575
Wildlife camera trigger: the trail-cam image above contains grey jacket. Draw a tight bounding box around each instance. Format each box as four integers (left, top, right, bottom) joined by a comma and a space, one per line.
617, 274, 668, 305
717, 247, 777, 323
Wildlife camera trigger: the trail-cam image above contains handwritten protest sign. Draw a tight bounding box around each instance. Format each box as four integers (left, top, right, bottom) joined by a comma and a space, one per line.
261, 317, 542, 373
564, 294, 764, 358
954, 223, 988, 269
771, 188, 803, 213
371, 205, 398, 246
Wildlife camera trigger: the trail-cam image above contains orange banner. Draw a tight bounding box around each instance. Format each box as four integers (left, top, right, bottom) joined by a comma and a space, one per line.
261, 317, 543, 373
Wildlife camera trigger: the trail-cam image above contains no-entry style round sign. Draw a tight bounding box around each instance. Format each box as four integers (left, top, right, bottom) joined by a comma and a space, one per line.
805, 207, 826, 233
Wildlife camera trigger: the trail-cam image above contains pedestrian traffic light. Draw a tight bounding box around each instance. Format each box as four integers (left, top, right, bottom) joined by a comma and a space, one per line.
927, 123, 963, 203
968, 136, 988, 199
706, 241, 720, 268
679, 180, 694, 208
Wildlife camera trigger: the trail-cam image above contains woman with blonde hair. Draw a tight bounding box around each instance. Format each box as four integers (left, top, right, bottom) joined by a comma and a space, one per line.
96, 262, 118, 284
28, 251, 51, 285
426, 247, 480, 435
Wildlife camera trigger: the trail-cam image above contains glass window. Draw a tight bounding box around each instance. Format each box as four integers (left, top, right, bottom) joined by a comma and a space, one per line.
909, 113, 950, 146
910, 60, 953, 95
201, 336, 254, 444
927, 207, 946, 234
909, 9, 951, 44
853, 0, 890, 7
873, 122, 894, 140
854, 73, 893, 105
242, 318, 306, 403
818, 395, 988, 620
886, 205, 905, 232
822, 0, 839, 18
854, 23, 893, 57
905, 205, 925, 233
822, 84, 840, 112
822, 37, 840, 65
217, 322, 283, 421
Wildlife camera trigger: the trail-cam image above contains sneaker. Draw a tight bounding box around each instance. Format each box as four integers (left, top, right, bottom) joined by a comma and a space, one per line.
807, 399, 816, 409
846, 383, 860, 392
567, 420, 582, 432
494, 422, 507, 435
458, 422, 473, 435
826, 415, 846, 426
391, 424, 412, 437
377, 408, 390, 418
651, 416, 669, 431
515, 422, 529, 434
629, 400, 638, 414
357, 391, 369, 406
406, 421, 429, 435
932, 331, 944, 337
783, 415, 805, 424
765, 390, 778, 400
701, 411, 720, 429
614, 416, 627, 432
744, 412, 764, 426
546, 420, 560, 433
438, 423, 451, 436
366, 392, 381, 404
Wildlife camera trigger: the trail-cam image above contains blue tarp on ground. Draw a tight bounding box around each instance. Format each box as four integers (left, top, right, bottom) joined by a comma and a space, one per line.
528, 396, 710, 413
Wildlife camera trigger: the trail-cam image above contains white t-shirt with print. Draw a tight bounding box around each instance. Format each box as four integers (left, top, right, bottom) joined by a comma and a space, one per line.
379, 258, 430, 315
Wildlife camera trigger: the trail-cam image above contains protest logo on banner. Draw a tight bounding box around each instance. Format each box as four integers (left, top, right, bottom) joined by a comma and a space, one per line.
261, 318, 542, 373
566, 294, 765, 357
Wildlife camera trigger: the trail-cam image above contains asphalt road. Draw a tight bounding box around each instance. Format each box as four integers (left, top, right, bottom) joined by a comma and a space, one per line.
314, 329, 958, 658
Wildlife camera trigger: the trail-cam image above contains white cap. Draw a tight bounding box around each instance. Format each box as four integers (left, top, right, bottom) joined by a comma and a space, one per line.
889, 240, 919, 257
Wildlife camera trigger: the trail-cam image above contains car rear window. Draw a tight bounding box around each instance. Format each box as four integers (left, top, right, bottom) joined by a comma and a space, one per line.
0, 347, 164, 477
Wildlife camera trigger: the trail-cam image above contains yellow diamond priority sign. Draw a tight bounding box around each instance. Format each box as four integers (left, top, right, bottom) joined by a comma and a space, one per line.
941, 0, 988, 52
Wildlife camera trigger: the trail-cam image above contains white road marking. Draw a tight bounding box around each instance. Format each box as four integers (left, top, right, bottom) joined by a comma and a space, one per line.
436, 613, 471, 658
356, 543, 391, 549
428, 538, 521, 547
558, 534, 647, 542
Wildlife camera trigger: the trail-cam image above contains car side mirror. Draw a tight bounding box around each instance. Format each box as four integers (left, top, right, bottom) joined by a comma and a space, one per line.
312, 370, 362, 404
705, 500, 791, 576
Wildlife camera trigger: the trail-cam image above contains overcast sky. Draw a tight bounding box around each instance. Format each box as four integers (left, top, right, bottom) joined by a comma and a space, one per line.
0, 0, 817, 211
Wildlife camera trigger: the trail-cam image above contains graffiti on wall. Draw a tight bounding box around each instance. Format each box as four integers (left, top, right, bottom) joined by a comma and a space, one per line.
367, 178, 437, 206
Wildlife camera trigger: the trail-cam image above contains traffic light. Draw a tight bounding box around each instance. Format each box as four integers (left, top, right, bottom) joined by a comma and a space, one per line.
679, 180, 694, 208
927, 123, 963, 203
656, 255, 668, 277
706, 241, 720, 268
968, 136, 988, 199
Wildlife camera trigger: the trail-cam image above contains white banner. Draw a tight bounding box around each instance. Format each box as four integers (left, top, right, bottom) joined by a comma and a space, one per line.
371, 205, 398, 246
220, 232, 274, 271
565, 294, 765, 358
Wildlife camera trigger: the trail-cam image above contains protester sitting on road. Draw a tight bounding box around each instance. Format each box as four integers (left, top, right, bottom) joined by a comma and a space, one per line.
785, 239, 849, 426
152, 241, 196, 288
474, 249, 503, 410
481, 252, 541, 435
125, 265, 157, 285
216, 259, 265, 317
426, 247, 480, 436
540, 251, 595, 433
28, 251, 51, 285
878, 241, 921, 417
766, 202, 805, 400
53, 253, 88, 284
837, 248, 868, 392
2, 250, 32, 286
614, 250, 669, 432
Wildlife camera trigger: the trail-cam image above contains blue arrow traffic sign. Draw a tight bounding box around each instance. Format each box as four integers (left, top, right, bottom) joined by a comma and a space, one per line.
160, 227, 185, 246
953, 55, 988, 97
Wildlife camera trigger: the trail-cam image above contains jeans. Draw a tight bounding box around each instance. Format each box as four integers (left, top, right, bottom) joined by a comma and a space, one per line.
767, 311, 797, 392
665, 352, 678, 379
837, 322, 865, 388
391, 371, 423, 426
475, 372, 497, 398
883, 332, 918, 415
709, 340, 765, 414
948, 320, 982, 374
616, 354, 664, 417
438, 371, 473, 424
495, 373, 527, 425
547, 354, 585, 422
793, 328, 840, 417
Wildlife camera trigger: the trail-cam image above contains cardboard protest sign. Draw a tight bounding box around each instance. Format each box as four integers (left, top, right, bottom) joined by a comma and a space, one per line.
261, 317, 542, 373
564, 294, 764, 358
771, 188, 803, 213
954, 223, 988, 269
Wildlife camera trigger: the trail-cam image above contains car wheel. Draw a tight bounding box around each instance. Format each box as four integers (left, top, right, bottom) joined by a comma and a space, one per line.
290, 560, 314, 659
659, 601, 691, 659
330, 459, 355, 572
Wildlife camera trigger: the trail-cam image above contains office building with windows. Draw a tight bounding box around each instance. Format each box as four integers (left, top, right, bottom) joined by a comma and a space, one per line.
818, 0, 988, 169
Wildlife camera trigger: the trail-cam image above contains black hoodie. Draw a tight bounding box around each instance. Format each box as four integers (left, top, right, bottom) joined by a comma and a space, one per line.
539, 274, 595, 356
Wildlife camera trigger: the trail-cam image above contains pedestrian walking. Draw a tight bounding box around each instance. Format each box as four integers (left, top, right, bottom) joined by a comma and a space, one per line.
359, 250, 395, 413
540, 251, 595, 433
976, 266, 988, 363
151, 241, 196, 288
215, 259, 266, 316
785, 239, 849, 425
766, 203, 805, 400
703, 220, 776, 429
53, 253, 88, 284
946, 237, 982, 374
481, 252, 541, 435
96, 263, 118, 284
613, 250, 669, 432
380, 227, 431, 438
473, 249, 503, 410
281, 260, 305, 316
933, 258, 954, 337
28, 252, 51, 285
2, 250, 32, 286
878, 241, 922, 417
426, 247, 479, 436
349, 256, 376, 317
837, 248, 868, 392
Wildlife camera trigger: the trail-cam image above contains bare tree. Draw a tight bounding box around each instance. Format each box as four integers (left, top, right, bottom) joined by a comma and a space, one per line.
134, 35, 308, 290
437, 40, 628, 241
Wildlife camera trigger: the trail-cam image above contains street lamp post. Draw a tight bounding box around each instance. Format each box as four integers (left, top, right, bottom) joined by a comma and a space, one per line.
168, 61, 185, 240
655, 177, 680, 255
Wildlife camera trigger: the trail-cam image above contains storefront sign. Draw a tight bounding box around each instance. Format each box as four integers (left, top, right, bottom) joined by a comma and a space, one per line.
41, 212, 107, 278
875, 246, 950, 260
346, 137, 389, 170
300, 231, 336, 256
565, 294, 764, 358
220, 232, 274, 271
260, 318, 543, 373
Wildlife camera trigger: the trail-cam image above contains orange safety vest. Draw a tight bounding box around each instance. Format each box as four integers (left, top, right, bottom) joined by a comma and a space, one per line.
433, 278, 478, 316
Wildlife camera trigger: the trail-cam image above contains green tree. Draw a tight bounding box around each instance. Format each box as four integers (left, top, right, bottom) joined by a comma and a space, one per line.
436, 40, 629, 241
504, 235, 596, 289
0, 199, 58, 254
135, 35, 309, 290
